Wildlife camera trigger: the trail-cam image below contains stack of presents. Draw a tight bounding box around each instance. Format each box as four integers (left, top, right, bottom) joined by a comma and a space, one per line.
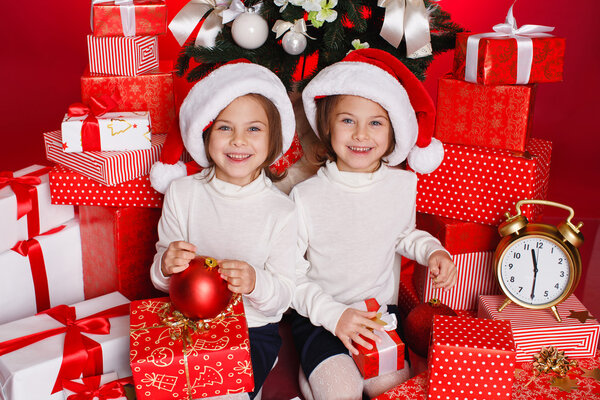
0, 2, 598, 400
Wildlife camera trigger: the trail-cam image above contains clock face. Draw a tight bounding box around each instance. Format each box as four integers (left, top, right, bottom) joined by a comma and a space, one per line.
499, 235, 572, 307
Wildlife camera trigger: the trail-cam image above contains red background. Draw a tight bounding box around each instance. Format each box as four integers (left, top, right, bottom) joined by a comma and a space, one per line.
1, 1, 598, 314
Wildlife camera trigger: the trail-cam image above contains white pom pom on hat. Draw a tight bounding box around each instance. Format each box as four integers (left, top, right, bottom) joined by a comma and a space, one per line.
302, 48, 444, 174
150, 59, 296, 193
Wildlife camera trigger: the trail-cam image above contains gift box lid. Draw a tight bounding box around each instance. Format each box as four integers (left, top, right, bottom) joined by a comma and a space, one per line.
432, 315, 515, 352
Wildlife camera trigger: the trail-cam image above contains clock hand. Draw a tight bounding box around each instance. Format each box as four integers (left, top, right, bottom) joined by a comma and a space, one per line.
530, 249, 538, 300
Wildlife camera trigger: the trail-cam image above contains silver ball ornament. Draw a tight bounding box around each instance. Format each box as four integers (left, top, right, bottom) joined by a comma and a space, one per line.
282, 31, 307, 55
231, 12, 269, 50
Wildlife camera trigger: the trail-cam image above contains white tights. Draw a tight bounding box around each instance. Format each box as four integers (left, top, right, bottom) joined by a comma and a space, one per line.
299, 354, 411, 400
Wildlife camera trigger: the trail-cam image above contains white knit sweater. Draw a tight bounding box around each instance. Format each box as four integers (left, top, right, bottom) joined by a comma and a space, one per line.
290, 161, 447, 334
150, 170, 297, 328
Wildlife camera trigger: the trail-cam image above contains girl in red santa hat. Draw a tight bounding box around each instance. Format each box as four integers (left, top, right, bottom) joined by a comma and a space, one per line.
289, 48, 458, 399
149, 60, 298, 400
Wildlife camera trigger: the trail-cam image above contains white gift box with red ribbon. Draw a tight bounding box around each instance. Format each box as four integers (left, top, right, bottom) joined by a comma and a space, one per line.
0, 219, 84, 325
351, 298, 405, 379
478, 294, 600, 362
0, 292, 131, 400
0, 165, 75, 254
62, 372, 130, 400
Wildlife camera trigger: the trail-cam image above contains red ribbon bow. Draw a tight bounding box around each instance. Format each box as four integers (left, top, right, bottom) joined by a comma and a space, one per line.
67, 92, 122, 151
63, 376, 132, 400
0, 167, 52, 227
11, 225, 66, 313
0, 302, 130, 394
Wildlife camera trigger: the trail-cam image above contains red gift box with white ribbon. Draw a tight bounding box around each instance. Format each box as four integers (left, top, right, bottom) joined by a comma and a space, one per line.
351, 298, 405, 379
428, 315, 516, 400
49, 164, 163, 208
416, 138, 552, 226
434, 75, 536, 153
478, 294, 600, 362
0, 164, 74, 254
413, 252, 501, 311
0, 292, 131, 400
92, 0, 167, 37
43, 130, 165, 186
81, 61, 175, 135
0, 220, 84, 325
87, 35, 159, 77
130, 297, 254, 399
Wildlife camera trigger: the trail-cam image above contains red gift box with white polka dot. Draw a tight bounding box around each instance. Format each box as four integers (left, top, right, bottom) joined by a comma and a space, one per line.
49, 164, 163, 208
427, 315, 516, 400
416, 138, 552, 226
478, 294, 600, 362
130, 298, 254, 399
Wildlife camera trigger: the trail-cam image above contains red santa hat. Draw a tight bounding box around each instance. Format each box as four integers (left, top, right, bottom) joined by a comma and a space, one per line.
150, 60, 296, 193
302, 48, 443, 173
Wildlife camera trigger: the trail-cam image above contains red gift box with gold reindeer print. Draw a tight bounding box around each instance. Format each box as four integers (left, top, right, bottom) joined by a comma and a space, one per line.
129, 297, 254, 399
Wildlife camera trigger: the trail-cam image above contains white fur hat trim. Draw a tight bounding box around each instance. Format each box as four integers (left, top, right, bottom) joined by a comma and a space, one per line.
179, 63, 295, 168
150, 160, 187, 194
407, 137, 444, 174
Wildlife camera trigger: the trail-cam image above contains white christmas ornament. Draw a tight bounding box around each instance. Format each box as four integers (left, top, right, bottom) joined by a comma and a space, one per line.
231, 12, 269, 50
282, 31, 307, 55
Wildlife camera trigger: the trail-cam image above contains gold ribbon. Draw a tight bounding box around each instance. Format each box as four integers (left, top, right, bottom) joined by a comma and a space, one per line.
377, 0, 432, 58
525, 346, 578, 386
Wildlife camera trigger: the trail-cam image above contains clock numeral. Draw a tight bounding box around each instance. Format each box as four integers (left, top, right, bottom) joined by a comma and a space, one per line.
508, 263, 514, 269
551, 247, 554, 254
514, 252, 521, 259
560, 271, 565, 278
536, 242, 544, 249
544, 290, 549, 297
558, 258, 563, 264
510, 276, 515, 283
523, 243, 530, 250
518, 286, 523, 293
554, 283, 560, 289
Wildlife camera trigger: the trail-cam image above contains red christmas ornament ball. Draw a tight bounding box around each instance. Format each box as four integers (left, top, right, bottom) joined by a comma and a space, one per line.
403, 299, 457, 358
169, 256, 232, 319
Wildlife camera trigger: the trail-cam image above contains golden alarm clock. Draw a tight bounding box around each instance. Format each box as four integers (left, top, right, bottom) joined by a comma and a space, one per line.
495, 199, 584, 322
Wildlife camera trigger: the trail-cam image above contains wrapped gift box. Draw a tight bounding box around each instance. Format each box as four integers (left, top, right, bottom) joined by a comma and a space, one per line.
62, 372, 129, 400
44, 130, 165, 186
413, 251, 501, 311
434, 75, 537, 153
398, 258, 421, 318
428, 315, 516, 400
478, 295, 600, 362
0, 219, 84, 325
61, 111, 152, 153
416, 138, 552, 226
130, 297, 254, 399
80, 205, 163, 301
81, 62, 175, 134
92, 0, 167, 37
351, 299, 405, 379
0, 292, 131, 400
453, 32, 566, 85
87, 35, 159, 77
416, 213, 500, 254
377, 352, 600, 400
0, 164, 74, 254
49, 164, 162, 208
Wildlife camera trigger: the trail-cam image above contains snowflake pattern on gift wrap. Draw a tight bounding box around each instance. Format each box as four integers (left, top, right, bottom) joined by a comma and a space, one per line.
234, 360, 253, 376
141, 372, 178, 392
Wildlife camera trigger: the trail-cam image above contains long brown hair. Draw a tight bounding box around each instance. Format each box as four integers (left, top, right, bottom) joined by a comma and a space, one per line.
314, 95, 395, 167
202, 93, 286, 182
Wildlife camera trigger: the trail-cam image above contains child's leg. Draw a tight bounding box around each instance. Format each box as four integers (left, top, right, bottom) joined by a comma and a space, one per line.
290, 310, 363, 400
362, 363, 411, 398
248, 323, 282, 400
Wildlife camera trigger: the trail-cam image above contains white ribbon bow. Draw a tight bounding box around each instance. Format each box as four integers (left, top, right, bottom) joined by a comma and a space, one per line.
465, 1, 554, 84
221, 0, 263, 24
376, 305, 398, 331
377, 0, 431, 58
272, 19, 314, 40
169, 0, 231, 48
91, 0, 136, 37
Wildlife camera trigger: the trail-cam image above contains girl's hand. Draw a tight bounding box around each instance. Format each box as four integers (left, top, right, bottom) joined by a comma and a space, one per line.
335, 308, 384, 355
218, 260, 256, 294
161, 241, 197, 276
428, 250, 457, 290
